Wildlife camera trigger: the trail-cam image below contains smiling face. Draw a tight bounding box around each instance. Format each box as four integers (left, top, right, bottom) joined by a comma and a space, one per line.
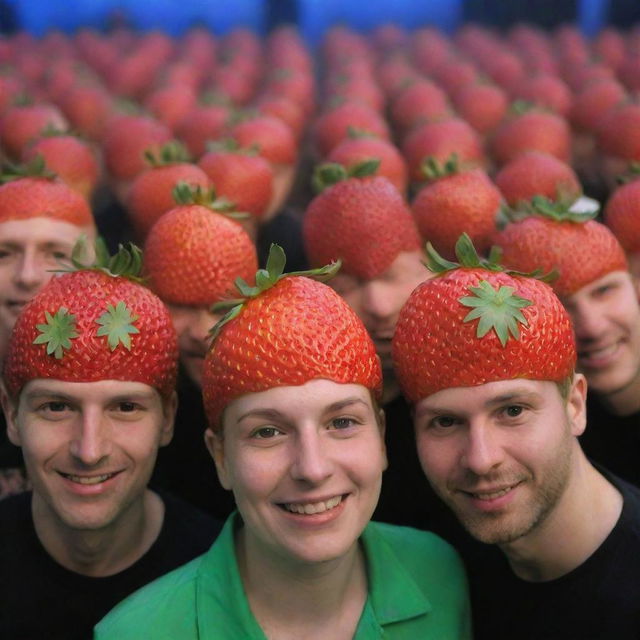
166, 304, 220, 387
562, 271, 640, 405
414, 378, 586, 546
4, 379, 175, 534
0, 218, 95, 342
206, 379, 387, 568
330, 250, 428, 374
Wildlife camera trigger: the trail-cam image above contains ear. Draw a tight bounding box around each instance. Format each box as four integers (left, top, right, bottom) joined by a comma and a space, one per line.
378, 407, 388, 472
159, 391, 178, 447
204, 427, 232, 490
1, 382, 21, 447
566, 374, 587, 437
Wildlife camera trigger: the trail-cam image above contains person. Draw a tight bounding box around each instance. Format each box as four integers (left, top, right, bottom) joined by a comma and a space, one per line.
303, 165, 435, 528
0, 162, 97, 499
95, 245, 471, 640
143, 186, 259, 517
492, 205, 640, 486
0, 241, 221, 640
392, 235, 640, 639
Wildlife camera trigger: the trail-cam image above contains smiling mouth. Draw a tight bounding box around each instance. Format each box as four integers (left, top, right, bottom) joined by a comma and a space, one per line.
58, 472, 120, 485
578, 342, 619, 365
281, 495, 344, 515
462, 482, 521, 501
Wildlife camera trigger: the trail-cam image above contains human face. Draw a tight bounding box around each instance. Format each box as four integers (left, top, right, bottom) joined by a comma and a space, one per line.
414, 378, 586, 546
4, 379, 175, 533
167, 305, 220, 387
562, 271, 640, 400
206, 380, 387, 568
0, 218, 95, 339
330, 250, 428, 372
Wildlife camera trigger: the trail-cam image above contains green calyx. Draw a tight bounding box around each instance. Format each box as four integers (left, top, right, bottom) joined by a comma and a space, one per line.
96, 301, 140, 351
204, 138, 259, 156
1, 154, 57, 183
33, 307, 79, 359
526, 195, 597, 223
55, 235, 145, 282
425, 232, 557, 283
510, 99, 535, 116
171, 182, 249, 219
460, 280, 533, 347
209, 243, 341, 340
616, 161, 640, 185
311, 159, 380, 193
144, 140, 191, 167
420, 152, 460, 181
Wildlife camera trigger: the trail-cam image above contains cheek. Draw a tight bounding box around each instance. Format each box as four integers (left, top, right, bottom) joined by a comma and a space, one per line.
415, 435, 454, 484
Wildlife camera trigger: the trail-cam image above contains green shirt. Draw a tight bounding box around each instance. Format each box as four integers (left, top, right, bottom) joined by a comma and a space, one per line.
95, 515, 471, 639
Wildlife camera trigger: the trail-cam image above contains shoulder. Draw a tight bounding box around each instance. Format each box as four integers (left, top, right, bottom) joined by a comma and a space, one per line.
94, 554, 205, 640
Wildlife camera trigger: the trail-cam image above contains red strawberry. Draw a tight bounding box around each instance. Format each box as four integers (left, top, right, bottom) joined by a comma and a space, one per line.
143, 83, 198, 130
494, 151, 582, 208
392, 234, 576, 403
389, 79, 450, 134
570, 78, 627, 133
509, 74, 573, 117
411, 157, 502, 259
198, 143, 274, 219
22, 132, 100, 200
452, 82, 508, 135
604, 176, 640, 253
597, 103, 640, 163
326, 134, 408, 194
491, 104, 571, 166
311, 101, 390, 158
402, 118, 485, 183
174, 102, 230, 158
144, 186, 258, 306
493, 197, 628, 297
58, 84, 115, 141
0, 156, 93, 227
303, 162, 421, 279
228, 114, 297, 166
126, 141, 211, 238
202, 244, 382, 427
3, 241, 177, 398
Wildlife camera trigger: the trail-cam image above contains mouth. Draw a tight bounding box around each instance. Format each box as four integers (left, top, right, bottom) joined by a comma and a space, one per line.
280, 494, 345, 515
6, 299, 29, 314
465, 485, 517, 501
577, 342, 620, 368
58, 471, 121, 485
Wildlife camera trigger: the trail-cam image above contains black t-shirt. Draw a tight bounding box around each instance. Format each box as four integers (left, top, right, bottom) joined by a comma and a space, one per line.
580, 393, 640, 487
0, 491, 222, 640
463, 470, 640, 640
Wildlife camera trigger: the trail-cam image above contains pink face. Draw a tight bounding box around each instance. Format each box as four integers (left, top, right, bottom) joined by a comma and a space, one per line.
413, 378, 586, 545
0, 218, 95, 342
167, 305, 221, 387
330, 250, 429, 373
5, 379, 175, 533
562, 270, 640, 401
207, 379, 387, 568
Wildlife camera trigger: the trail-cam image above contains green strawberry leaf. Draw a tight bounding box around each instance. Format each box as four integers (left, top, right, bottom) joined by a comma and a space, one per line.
34, 307, 79, 359
348, 158, 380, 178
95, 301, 140, 351
460, 281, 533, 347
311, 163, 349, 194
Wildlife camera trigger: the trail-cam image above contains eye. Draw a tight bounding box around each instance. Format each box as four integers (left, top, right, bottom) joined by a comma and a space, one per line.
42, 401, 69, 413
117, 402, 139, 413
500, 405, 527, 420
431, 415, 458, 429
251, 426, 282, 439
330, 416, 356, 430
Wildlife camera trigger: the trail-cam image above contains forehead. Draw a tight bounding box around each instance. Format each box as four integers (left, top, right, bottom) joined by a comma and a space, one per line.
20, 378, 160, 403
224, 379, 373, 421
333, 249, 427, 286
0, 218, 92, 246
567, 270, 635, 302
415, 379, 559, 415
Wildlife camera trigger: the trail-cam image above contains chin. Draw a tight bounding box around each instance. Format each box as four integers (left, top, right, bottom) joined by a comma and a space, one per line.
182, 357, 204, 387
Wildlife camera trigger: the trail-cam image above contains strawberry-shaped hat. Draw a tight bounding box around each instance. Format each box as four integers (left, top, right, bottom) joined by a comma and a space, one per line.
4, 239, 177, 398
144, 183, 258, 306
392, 235, 576, 403
303, 161, 421, 280
493, 196, 627, 297
0, 156, 93, 227
202, 245, 382, 429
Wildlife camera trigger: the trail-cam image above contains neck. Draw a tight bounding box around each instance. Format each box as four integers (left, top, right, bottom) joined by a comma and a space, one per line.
382, 376, 400, 406
499, 448, 622, 582
237, 528, 367, 640
32, 489, 164, 577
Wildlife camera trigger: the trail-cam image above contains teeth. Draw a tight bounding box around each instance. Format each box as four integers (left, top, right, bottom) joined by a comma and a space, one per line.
283, 495, 343, 514
579, 344, 618, 361
63, 473, 113, 485
472, 486, 513, 500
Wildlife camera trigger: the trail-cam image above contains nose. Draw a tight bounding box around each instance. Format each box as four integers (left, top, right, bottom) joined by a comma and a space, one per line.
567, 300, 606, 342
13, 249, 46, 291
191, 308, 219, 346
460, 422, 505, 477
290, 430, 334, 485
68, 409, 111, 467
361, 281, 399, 324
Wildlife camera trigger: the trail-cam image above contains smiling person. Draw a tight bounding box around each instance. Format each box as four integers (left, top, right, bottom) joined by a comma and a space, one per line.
492, 203, 640, 486
392, 236, 640, 639
0, 243, 221, 640
95, 246, 471, 640
0, 161, 97, 499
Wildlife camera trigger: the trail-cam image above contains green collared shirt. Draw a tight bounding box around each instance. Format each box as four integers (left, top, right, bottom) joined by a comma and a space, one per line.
95, 514, 471, 639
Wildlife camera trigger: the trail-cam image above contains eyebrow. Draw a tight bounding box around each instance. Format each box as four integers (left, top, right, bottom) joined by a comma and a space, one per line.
23, 389, 157, 403
416, 389, 540, 418
235, 396, 370, 424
